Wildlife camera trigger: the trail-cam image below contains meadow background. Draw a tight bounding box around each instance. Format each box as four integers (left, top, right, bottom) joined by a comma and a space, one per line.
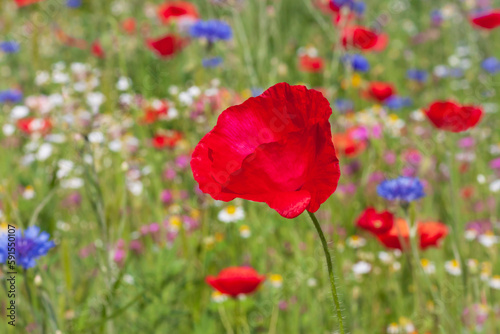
0, 0, 499, 333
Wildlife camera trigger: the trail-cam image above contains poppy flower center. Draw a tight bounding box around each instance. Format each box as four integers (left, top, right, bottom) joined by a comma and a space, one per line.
373, 220, 383, 228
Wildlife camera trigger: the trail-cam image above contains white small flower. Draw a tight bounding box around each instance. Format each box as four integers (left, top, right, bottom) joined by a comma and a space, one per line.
239, 225, 251, 238
420, 259, 435, 275
35, 71, 50, 85
478, 232, 499, 248
36, 143, 53, 161
187, 86, 201, 97
109, 140, 122, 152
489, 275, 500, 290
352, 261, 372, 275
168, 85, 179, 95
116, 76, 131, 91
127, 180, 143, 196
269, 274, 283, 288
46, 134, 66, 143
211, 291, 227, 303
52, 71, 70, 84
87, 92, 105, 113
307, 278, 317, 287
217, 205, 245, 223
23, 186, 35, 199
378, 251, 393, 264
60, 178, 84, 189
489, 179, 500, 193
387, 323, 400, 334
2, 124, 15, 136
464, 229, 478, 241
178, 91, 193, 105
347, 235, 366, 249
123, 274, 135, 285
88, 131, 105, 144
445, 259, 462, 276
10, 106, 29, 119
57, 160, 74, 179
477, 174, 486, 184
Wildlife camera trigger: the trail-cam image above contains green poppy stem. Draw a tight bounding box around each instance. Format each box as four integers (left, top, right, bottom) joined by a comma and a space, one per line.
307, 211, 345, 334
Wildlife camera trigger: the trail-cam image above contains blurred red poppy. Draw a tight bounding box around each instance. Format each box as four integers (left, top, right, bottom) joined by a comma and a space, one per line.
364, 82, 395, 102
147, 34, 187, 58
425, 101, 483, 132
191, 82, 341, 219
157, 1, 198, 24
299, 55, 324, 73
122, 18, 136, 34
17, 118, 52, 135
470, 10, 500, 29
418, 222, 448, 250
206, 267, 265, 297
341, 26, 378, 50
15, 0, 43, 6
332, 131, 366, 158
377, 219, 448, 250
356, 207, 394, 235
152, 132, 182, 149
91, 41, 105, 58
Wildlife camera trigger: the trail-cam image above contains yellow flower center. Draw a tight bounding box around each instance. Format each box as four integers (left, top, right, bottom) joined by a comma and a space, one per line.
226, 205, 237, 215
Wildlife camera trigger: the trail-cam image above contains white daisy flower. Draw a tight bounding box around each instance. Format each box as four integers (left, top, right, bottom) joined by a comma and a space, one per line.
217, 205, 245, 223
445, 259, 461, 276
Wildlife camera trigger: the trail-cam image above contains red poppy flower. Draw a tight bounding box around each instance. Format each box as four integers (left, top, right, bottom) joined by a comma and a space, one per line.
470, 10, 500, 30
377, 219, 448, 250
147, 34, 187, 58
332, 132, 366, 158
418, 222, 448, 250
157, 1, 199, 24
356, 207, 394, 235
191, 82, 341, 219
299, 55, 324, 73
91, 41, 105, 59
376, 218, 410, 250
17, 118, 52, 135
341, 26, 378, 50
142, 103, 169, 124
122, 18, 136, 34
425, 101, 483, 132
15, 0, 43, 7
364, 82, 395, 102
206, 267, 265, 297
152, 131, 182, 149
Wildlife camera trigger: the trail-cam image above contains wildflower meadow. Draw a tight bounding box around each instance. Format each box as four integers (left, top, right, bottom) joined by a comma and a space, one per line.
1, 0, 500, 333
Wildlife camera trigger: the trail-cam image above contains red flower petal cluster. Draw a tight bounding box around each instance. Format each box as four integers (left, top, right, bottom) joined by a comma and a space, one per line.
147, 34, 187, 58
425, 101, 483, 132
470, 10, 500, 29
157, 1, 199, 24
206, 267, 265, 297
356, 207, 394, 235
191, 83, 340, 219
341, 26, 388, 51
377, 219, 448, 250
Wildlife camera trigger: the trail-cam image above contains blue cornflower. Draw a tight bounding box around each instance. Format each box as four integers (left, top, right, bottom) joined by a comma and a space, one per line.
189, 20, 232, 42
385, 95, 412, 110
0, 226, 55, 269
407, 69, 428, 83
341, 54, 370, 72
351, 1, 366, 15
335, 98, 354, 112
202, 57, 224, 68
0, 89, 23, 103
0, 41, 20, 53
66, 0, 82, 8
0, 233, 6, 263
377, 177, 425, 202
481, 57, 500, 74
